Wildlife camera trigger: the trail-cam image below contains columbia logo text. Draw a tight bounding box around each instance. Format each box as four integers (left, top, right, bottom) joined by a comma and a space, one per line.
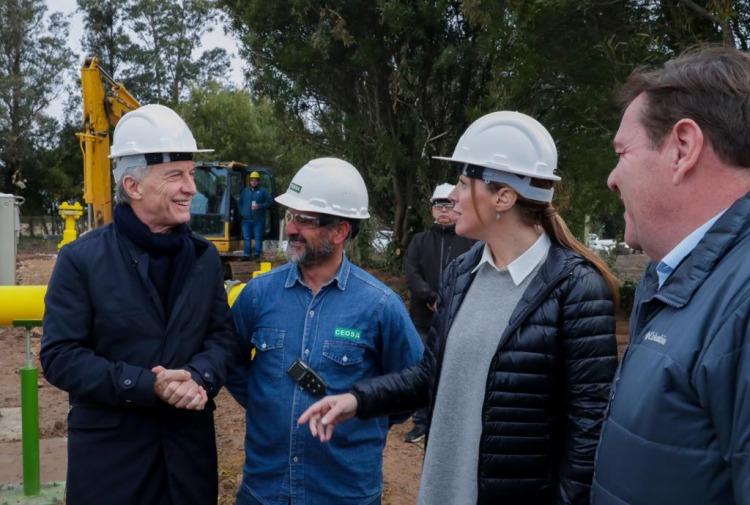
644, 331, 667, 345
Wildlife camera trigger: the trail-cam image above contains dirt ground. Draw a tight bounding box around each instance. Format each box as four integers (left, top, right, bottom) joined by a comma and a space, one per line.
0, 253, 426, 504
1, 252, 637, 504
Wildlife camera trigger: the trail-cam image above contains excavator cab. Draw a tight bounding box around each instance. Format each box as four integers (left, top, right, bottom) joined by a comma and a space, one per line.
190, 161, 278, 258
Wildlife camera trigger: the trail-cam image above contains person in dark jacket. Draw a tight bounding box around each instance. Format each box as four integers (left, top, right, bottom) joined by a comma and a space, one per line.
591, 46, 750, 505
403, 182, 474, 443
299, 111, 619, 505
41, 104, 238, 505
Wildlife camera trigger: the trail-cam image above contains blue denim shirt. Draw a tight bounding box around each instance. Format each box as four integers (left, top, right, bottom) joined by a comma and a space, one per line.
226, 255, 424, 505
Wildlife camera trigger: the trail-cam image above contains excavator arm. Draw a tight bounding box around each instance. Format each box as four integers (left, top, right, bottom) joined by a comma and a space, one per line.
76, 57, 140, 227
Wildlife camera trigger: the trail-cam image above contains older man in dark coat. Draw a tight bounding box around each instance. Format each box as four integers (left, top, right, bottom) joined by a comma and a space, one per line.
41, 104, 238, 505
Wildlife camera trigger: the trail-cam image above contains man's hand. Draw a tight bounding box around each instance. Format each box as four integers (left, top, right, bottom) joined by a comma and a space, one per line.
152, 366, 208, 410
297, 393, 358, 442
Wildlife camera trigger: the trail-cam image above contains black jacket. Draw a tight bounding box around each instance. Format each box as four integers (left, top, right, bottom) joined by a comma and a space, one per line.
404, 224, 475, 330
41, 224, 238, 505
353, 242, 617, 504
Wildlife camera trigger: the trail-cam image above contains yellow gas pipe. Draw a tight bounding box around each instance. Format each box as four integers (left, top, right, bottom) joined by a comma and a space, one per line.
0, 263, 271, 326
0, 283, 252, 327
0, 286, 47, 327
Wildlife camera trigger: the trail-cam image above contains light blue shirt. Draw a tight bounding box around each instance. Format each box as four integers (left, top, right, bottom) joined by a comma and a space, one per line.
189, 191, 208, 214
226, 255, 424, 505
656, 209, 727, 288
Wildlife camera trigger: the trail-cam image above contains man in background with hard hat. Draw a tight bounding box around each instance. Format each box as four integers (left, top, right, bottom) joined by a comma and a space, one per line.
238, 170, 271, 259
225, 157, 424, 505
402, 182, 474, 444
41, 104, 238, 505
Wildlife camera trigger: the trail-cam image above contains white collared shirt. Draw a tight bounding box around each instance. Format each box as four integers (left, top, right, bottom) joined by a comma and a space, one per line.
471, 233, 551, 286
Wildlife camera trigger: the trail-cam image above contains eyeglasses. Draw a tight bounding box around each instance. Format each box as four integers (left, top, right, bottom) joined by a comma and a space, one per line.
284, 210, 336, 228
432, 202, 454, 211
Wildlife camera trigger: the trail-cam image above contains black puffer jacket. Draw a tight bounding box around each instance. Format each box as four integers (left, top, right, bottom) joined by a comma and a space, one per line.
353, 242, 617, 504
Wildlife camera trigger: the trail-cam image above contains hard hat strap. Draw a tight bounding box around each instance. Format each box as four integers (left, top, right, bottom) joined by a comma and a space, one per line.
460, 163, 554, 203
144, 152, 194, 165
113, 152, 195, 183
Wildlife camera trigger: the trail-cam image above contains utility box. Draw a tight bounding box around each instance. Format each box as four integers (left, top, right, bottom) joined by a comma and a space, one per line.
0, 193, 22, 285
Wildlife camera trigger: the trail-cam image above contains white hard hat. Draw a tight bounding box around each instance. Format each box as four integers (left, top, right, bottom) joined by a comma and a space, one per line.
431, 183, 454, 201
275, 157, 370, 219
110, 104, 212, 183
110, 104, 213, 158
434, 111, 559, 202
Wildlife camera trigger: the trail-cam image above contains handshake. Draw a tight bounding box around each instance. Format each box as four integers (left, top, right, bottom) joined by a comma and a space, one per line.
151, 365, 208, 410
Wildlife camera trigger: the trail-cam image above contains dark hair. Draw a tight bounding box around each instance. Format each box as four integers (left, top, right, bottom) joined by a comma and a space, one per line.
322, 217, 360, 240
619, 45, 750, 168
346, 219, 360, 239
471, 178, 620, 307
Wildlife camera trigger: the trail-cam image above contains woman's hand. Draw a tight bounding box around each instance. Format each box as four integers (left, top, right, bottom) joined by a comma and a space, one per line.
297, 393, 359, 442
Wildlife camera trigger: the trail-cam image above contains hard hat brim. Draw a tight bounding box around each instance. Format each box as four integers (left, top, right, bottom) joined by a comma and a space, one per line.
432, 155, 561, 181
275, 192, 370, 219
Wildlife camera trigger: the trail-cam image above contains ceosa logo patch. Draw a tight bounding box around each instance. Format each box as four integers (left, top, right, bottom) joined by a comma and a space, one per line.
334, 327, 361, 341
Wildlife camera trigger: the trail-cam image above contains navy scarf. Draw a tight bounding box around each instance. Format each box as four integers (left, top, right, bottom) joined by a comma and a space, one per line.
114, 204, 197, 318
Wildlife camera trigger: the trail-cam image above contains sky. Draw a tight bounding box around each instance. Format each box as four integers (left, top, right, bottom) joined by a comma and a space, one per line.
45, 0, 245, 119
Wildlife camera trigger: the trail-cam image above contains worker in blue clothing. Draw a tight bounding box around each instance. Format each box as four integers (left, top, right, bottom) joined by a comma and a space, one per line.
225, 157, 424, 505
238, 170, 271, 259
592, 46, 750, 505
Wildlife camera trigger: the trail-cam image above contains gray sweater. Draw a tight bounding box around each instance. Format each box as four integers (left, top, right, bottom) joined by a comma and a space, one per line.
418, 258, 544, 505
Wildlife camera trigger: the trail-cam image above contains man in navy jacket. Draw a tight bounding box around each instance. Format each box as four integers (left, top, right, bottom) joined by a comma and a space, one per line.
41, 104, 238, 505
592, 47, 750, 504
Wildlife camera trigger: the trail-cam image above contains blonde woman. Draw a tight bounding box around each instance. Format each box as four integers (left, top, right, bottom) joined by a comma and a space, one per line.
299, 111, 618, 505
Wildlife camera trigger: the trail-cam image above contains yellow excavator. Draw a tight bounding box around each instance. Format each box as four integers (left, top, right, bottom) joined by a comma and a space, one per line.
76, 57, 278, 278
76, 57, 139, 228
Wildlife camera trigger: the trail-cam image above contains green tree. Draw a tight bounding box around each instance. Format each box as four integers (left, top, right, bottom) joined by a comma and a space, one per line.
77, 0, 132, 76
122, 0, 231, 105
22, 119, 84, 214
669, 0, 745, 48
486, 0, 662, 234
221, 0, 502, 245
222, 0, 739, 242
177, 82, 313, 186
0, 0, 75, 196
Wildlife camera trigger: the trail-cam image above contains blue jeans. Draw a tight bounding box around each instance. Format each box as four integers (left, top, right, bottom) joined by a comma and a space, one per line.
242, 219, 265, 258
236, 483, 381, 505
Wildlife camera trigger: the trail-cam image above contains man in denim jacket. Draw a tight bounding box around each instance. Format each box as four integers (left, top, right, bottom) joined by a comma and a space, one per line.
226, 157, 424, 505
